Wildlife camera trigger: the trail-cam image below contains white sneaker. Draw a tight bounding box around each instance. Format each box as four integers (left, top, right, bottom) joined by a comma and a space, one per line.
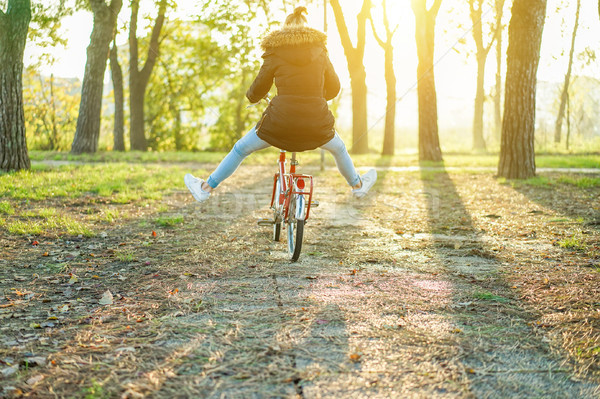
352, 169, 377, 199
184, 173, 211, 203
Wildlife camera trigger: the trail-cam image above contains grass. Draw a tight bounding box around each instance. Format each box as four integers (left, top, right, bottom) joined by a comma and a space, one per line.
472, 291, 510, 303
28, 150, 600, 169
0, 163, 194, 202
504, 175, 600, 189
155, 214, 184, 227
6, 215, 94, 237
0, 201, 15, 214
115, 249, 136, 262
558, 235, 587, 251
0, 163, 197, 237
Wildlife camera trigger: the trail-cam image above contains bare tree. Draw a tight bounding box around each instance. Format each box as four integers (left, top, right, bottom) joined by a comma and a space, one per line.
492, 0, 506, 142
498, 0, 547, 179
554, 0, 581, 145
71, 0, 123, 154
469, 0, 504, 152
109, 39, 125, 151
330, 0, 371, 154
368, 0, 398, 156
129, 0, 167, 151
0, 0, 31, 171
411, 0, 443, 162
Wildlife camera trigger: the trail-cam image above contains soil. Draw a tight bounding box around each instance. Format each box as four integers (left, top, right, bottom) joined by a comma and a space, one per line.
1, 164, 599, 398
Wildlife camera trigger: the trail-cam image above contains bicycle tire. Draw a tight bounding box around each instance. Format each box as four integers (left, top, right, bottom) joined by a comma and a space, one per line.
287, 218, 304, 262
273, 222, 281, 241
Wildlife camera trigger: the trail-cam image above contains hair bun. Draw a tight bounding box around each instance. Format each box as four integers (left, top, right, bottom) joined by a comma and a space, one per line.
294, 6, 307, 16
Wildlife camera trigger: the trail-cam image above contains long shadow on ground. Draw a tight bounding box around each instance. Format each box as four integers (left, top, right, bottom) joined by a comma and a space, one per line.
419, 163, 598, 397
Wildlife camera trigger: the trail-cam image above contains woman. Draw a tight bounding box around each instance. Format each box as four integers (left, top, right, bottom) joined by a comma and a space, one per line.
185, 6, 376, 202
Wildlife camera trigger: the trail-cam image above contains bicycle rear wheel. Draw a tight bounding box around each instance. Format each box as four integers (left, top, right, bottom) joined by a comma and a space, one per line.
287, 218, 304, 262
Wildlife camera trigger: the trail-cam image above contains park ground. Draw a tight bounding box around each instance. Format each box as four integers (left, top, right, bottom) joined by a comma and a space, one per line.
0, 152, 599, 398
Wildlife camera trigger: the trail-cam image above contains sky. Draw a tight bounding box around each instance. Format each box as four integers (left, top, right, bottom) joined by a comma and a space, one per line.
23, 0, 600, 134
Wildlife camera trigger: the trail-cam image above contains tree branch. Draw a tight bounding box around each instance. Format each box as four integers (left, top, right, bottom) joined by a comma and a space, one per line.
330, 0, 356, 59
368, 12, 386, 49
129, 0, 139, 74
429, 0, 443, 18
356, 0, 371, 57
140, 0, 167, 85
109, 0, 122, 16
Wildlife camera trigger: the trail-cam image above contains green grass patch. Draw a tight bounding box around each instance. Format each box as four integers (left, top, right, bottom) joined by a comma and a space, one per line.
556, 176, 600, 188
155, 214, 184, 227
547, 218, 570, 223
28, 151, 600, 169
5, 216, 94, 237
82, 379, 108, 399
558, 235, 587, 251
473, 291, 509, 303
0, 201, 15, 214
115, 250, 136, 262
509, 175, 600, 189
0, 163, 194, 202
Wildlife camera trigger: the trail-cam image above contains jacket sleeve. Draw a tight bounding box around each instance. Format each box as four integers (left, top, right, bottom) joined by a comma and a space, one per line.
246, 53, 275, 103
323, 54, 340, 101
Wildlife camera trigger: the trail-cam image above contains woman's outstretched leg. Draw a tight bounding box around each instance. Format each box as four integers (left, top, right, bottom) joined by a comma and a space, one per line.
320, 132, 377, 198
185, 126, 270, 202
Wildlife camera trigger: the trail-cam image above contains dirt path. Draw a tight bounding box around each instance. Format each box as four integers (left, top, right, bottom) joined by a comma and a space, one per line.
1, 165, 599, 398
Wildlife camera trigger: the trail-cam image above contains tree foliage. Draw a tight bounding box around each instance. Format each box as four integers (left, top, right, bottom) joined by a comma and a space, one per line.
145, 0, 269, 151
23, 68, 80, 150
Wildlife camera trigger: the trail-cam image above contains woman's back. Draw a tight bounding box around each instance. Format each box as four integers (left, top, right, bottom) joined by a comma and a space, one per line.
246, 25, 341, 152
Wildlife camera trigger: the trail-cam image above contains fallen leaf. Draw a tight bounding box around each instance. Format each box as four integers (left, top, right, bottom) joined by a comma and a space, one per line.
26, 375, 44, 385
68, 275, 78, 285
115, 347, 135, 353
1, 365, 19, 377
99, 290, 114, 305
349, 353, 362, 362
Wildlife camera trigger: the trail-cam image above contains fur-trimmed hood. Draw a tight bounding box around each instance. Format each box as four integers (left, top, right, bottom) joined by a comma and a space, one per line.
261, 26, 327, 51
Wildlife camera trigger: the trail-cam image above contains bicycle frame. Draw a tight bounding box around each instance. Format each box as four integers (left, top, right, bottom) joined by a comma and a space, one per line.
270, 151, 314, 221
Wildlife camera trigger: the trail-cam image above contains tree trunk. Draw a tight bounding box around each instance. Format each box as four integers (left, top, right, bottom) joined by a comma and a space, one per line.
494, 30, 503, 142
470, 0, 492, 152
382, 45, 396, 156
71, 0, 122, 154
412, 0, 443, 162
109, 40, 125, 151
553, 0, 580, 144
349, 64, 369, 154
472, 56, 487, 151
369, 0, 397, 156
330, 0, 370, 154
129, 0, 167, 152
493, 0, 506, 143
0, 0, 31, 172
498, 0, 547, 179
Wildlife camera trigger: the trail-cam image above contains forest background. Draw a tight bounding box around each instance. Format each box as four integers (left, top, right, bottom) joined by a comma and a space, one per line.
16, 0, 600, 155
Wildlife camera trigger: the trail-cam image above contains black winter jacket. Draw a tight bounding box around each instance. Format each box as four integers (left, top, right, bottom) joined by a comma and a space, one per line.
246, 26, 341, 152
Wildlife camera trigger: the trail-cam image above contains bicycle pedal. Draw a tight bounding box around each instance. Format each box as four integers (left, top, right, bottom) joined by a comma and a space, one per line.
257, 218, 275, 226
311, 200, 320, 207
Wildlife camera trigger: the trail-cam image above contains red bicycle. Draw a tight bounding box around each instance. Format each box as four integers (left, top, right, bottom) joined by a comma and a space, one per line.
258, 151, 315, 261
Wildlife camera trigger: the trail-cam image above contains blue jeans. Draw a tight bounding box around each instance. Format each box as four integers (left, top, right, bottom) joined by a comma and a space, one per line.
206, 127, 361, 189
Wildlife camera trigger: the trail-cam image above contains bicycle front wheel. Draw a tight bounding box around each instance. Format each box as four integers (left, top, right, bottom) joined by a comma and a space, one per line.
287, 218, 304, 262
273, 221, 281, 241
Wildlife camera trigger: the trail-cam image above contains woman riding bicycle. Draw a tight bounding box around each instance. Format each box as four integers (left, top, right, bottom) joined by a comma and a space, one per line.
185, 6, 376, 202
